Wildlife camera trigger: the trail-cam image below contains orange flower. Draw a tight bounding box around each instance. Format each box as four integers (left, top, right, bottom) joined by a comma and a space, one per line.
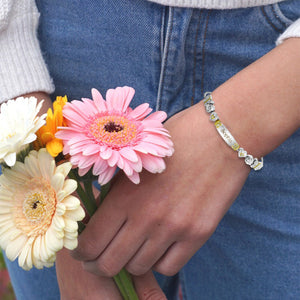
34, 96, 68, 157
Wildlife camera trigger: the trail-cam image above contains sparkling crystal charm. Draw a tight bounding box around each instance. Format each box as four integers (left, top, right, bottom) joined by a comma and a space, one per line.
245, 154, 254, 165
203, 91, 264, 172
205, 103, 215, 113
204, 91, 212, 98
251, 158, 259, 169
209, 112, 219, 122
203, 92, 212, 103
238, 148, 247, 158
253, 158, 264, 171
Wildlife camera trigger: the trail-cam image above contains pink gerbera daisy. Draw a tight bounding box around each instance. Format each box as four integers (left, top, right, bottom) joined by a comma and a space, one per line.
56, 86, 174, 184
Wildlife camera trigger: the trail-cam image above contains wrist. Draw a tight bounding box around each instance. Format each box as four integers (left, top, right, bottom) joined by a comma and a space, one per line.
210, 38, 300, 158
203, 92, 263, 171
181, 102, 250, 174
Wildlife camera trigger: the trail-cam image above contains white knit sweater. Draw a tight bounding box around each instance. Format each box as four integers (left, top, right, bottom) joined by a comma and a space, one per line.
0, 0, 299, 102
0, 0, 54, 102
149, 0, 286, 9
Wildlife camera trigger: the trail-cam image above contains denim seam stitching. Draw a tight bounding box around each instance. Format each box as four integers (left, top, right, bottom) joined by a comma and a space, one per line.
260, 6, 282, 33
160, 7, 166, 62
191, 10, 203, 106
201, 11, 211, 96
271, 4, 287, 28
156, 7, 174, 112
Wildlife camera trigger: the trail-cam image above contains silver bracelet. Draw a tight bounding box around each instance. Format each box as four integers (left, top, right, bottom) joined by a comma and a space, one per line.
204, 92, 263, 171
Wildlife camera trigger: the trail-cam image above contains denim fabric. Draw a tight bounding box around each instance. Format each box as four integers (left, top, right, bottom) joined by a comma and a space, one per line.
4, 0, 300, 299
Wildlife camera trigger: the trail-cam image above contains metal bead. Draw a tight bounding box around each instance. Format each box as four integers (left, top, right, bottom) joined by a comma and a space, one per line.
205, 103, 215, 113
209, 112, 219, 122
245, 154, 254, 165
251, 158, 259, 169
204, 91, 212, 98
238, 148, 247, 158
203, 91, 264, 171
253, 158, 264, 171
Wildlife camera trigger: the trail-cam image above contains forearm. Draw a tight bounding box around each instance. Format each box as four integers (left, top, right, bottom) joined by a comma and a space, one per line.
211, 38, 300, 158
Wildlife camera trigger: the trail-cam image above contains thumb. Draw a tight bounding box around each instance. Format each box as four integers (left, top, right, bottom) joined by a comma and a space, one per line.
133, 271, 167, 300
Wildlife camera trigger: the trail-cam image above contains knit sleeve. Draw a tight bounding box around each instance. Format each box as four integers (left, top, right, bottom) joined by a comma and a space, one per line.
276, 18, 300, 45
0, 0, 54, 103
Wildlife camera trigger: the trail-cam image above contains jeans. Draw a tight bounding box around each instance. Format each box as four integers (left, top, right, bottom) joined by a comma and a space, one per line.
4, 0, 300, 299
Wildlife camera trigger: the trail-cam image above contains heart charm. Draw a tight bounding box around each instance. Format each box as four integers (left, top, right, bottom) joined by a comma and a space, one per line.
210, 112, 219, 122
238, 148, 247, 158
245, 154, 254, 165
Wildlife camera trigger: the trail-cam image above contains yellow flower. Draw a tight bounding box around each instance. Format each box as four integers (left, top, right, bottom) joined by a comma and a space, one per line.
0, 149, 85, 270
34, 96, 68, 157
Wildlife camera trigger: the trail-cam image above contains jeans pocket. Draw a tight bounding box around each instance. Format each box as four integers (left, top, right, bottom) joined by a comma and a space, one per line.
260, 0, 300, 34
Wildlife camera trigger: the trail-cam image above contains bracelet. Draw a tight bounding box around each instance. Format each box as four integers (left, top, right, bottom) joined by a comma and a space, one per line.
203, 92, 263, 171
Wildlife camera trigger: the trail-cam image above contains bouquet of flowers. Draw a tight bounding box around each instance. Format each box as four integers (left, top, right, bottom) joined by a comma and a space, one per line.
0, 86, 174, 299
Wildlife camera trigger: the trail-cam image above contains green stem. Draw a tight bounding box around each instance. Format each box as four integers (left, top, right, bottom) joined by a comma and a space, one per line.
68, 169, 97, 217
69, 170, 138, 299
84, 179, 97, 210
100, 182, 111, 205
113, 269, 139, 300
113, 273, 129, 300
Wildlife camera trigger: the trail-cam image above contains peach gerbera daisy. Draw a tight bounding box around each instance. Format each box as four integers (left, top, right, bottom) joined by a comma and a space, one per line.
56, 86, 174, 184
34, 96, 68, 157
0, 149, 85, 270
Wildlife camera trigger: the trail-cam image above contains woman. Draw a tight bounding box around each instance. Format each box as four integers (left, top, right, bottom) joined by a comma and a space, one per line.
0, 0, 299, 299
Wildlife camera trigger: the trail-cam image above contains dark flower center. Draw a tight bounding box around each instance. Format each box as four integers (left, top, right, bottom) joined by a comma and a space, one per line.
104, 121, 124, 133
32, 200, 40, 209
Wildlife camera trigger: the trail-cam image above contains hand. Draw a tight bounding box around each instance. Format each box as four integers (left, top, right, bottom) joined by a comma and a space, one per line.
56, 248, 166, 300
71, 39, 300, 278
71, 102, 250, 277
56, 248, 122, 300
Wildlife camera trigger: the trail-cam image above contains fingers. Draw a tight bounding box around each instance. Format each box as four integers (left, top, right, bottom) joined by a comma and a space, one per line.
56, 248, 123, 300
83, 238, 200, 278
125, 237, 172, 276
83, 222, 147, 277
72, 198, 127, 262
133, 271, 167, 300
154, 241, 200, 276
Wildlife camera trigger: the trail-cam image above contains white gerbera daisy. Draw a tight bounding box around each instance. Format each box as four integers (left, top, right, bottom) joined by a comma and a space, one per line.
0, 149, 85, 270
0, 96, 46, 167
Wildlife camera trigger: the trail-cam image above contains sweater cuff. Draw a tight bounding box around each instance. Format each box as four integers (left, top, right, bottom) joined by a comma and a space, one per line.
0, 11, 54, 103
276, 18, 300, 45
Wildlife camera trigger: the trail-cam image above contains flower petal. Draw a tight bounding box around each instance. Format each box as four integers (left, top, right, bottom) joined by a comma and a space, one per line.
100, 147, 113, 160
119, 147, 138, 163
63, 179, 77, 196
107, 150, 120, 167
51, 173, 65, 193
145, 111, 167, 122
139, 153, 166, 173
127, 171, 140, 184
64, 206, 85, 221
63, 237, 78, 250
4, 152, 16, 167
128, 103, 152, 120
62, 195, 81, 210
93, 157, 108, 175
97, 166, 117, 185
6, 234, 28, 261
91, 88, 107, 112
